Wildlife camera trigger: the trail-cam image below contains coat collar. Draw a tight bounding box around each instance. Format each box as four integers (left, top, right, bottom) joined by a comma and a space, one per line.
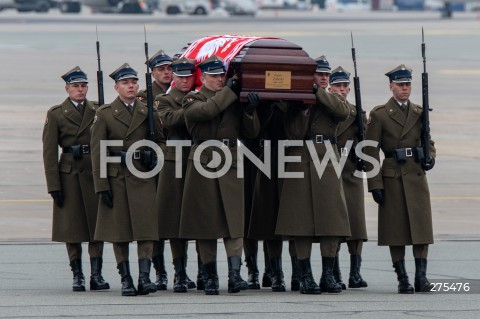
169, 87, 187, 106
77, 100, 97, 136
385, 97, 407, 127
126, 98, 148, 137
60, 98, 82, 126
110, 96, 133, 127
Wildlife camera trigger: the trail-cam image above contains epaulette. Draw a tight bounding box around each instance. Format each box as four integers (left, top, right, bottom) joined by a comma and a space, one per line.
50, 104, 62, 111
97, 104, 111, 111
370, 104, 386, 112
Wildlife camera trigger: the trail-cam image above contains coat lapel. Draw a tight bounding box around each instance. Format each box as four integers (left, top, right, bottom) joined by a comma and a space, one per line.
61, 98, 82, 127
401, 102, 422, 138
126, 98, 148, 137
77, 100, 97, 136
111, 97, 133, 128
385, 97, 406, 128
337, 102, 356, 136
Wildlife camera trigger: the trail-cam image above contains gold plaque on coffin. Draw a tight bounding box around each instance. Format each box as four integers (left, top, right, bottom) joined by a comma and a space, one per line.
265, 71, 291, 90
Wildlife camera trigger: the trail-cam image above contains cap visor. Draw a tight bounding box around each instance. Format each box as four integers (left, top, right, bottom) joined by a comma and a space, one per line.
69, 78, 88, 84
153, 61, 172, 68
316, 68, 331, 74
392, 78, 412, 83
330, 79, 350, 85
173, 70, 194, 77
204, 69, 225, 75
117, 74, 138, 81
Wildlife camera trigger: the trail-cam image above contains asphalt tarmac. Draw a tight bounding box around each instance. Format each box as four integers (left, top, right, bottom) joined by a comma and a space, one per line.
0, 9, 479, 318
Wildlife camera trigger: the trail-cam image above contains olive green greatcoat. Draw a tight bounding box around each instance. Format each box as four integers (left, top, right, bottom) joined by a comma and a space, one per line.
248, 100, 289, 240
365, 97, 436, 246
179, 85, 260, 240
275, 89, 351, 238
90, 96, 164, 242
155, 87, 191, 239
336, 102, 368, 241
137, 81, 167, 102
43, 99, 99, 243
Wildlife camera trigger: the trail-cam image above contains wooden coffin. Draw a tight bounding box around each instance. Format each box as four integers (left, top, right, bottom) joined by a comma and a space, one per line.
228, 38, 316, 104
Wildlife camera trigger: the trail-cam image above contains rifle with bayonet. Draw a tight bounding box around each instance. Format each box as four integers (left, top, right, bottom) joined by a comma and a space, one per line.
141, 26, 157, 170
96, 26, 104, 106
350, 32, 366, 171
421, 27, 434, 171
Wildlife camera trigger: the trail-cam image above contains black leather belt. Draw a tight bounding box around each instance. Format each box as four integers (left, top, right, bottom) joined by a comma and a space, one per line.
108, 150, 141, 160
167, 136, 190, 140
305, 135, 337, 144
62, 145, 90, 154
193, 139, 238, 148
384, 148, 414, 158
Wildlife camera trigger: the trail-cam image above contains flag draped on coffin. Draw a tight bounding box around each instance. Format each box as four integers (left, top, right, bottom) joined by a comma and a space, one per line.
179, 35, 278, 90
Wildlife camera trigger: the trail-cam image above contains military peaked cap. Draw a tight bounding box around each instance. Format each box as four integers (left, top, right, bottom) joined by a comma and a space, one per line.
109, 63, 138, 82
171, 57, 196, 77
198, 55, 226, 75
314, 55, 331, 74
61, 66, 88, 84
329, 66, 350, 85
385, 64, 412, 83
148, 50, 173, 70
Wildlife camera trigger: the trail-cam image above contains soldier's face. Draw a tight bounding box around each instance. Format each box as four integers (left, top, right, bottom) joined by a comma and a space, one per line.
314, 73, 329, 89
390, 82, 411, 102
152, 65, 173, 86
65, 82, 88, 103
328, 83, 350, 98
201, 73, 225, 92
115, 78, 139, 102
174, 74, 195, 93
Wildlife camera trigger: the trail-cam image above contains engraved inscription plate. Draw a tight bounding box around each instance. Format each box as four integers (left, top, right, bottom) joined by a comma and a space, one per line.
265, 71, 291, 90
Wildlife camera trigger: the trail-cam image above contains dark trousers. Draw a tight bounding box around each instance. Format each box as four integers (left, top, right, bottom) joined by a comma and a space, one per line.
389, 244, 429, 262
198, 238, 243, 264
66, 242, 103, 262
294, 237, 339, 259
112, 241, 154, 263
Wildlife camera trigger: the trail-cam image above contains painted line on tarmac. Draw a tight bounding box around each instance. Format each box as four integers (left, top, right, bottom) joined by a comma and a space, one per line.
0, 199, 50, 202
439, 70, 480, 75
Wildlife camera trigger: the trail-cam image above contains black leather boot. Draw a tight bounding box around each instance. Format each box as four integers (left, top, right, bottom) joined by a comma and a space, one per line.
138, 259, 157, 295
297, 258, 321, 294
269, 256, 286, 292
393, 259, 414, 294
117, 261, 137, 296
245, 255, 260, 289
348, 255, 368, 288
227, 256, 248, 293
184, 255, 196, 289
290, 256, 300, 291
320, 257, 342, 293
173, 257, 188, 293
90, 257, 110, 290
262, 249, 273, 288
414, 258, 433, 292
196, 258, 206, 291
70, 259, 85, 292
333, 255, 346, 290
152, 254, 168, 290
204, 261, 219, 295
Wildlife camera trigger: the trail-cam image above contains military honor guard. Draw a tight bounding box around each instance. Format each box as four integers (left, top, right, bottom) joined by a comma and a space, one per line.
137, 50, 173, 102
328, 67, 368, 289
42, 67, 110, 292
179, 55, 260, 295
155, 57, 200, 292
90, 63, 164, 296
365, 65, 435, 294
275, 56, 351, 294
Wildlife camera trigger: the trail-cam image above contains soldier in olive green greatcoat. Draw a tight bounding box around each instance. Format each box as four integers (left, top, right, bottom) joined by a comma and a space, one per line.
179, 55, 260, 295
155, 57, 200, 292
91, 63, 164, 296
276, 56, 351, 295
328, 67, 368, 290
137, 50, 173, 289
365, 64, 436, 294
42, 66, 110, 292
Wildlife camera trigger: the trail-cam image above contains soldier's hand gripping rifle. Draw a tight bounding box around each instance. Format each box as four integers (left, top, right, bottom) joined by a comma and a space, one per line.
351, 32, 366, 172
141, 26, 157, 170
421, 27, 434, 171
96, 26, 104, 106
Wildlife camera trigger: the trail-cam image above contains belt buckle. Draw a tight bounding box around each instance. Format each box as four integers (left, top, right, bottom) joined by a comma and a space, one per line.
222, 139, 230, 147
81, 145, 89, 155
315, 135, 324, 143
341, 147, 349, 157
405, 148, 413, 157
133, 150, 141, 160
